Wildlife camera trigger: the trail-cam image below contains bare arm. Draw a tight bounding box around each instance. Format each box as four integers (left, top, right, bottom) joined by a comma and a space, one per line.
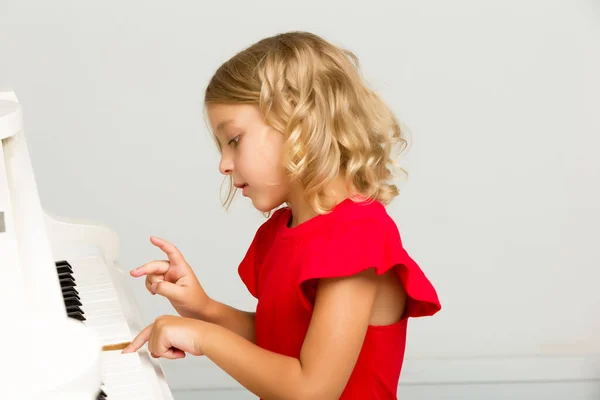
198, 299, 256, 343
199, 268, 379, 400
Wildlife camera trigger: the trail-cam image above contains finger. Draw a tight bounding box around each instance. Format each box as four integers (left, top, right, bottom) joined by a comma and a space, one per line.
145, 276, 165, 295
150, 236, 186, 265
162, 348, 186, 359
121, 324, 153, 353
146, 274, 165, 286
130, 260, 169, 278
152, 280, 184, 300
148, 326, 186, 360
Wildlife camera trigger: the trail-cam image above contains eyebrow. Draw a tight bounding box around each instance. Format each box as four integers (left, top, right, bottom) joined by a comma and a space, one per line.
216, 119, 234, 132
213, 120, 234, 151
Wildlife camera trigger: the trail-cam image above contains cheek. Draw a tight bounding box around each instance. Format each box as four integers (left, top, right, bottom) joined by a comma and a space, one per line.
242, 141, 285, 179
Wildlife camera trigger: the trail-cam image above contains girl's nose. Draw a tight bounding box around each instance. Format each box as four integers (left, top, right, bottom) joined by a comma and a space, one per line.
219, 155, 233, 175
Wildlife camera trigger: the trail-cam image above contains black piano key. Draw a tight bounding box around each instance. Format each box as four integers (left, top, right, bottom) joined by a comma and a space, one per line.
56, 270, 73, 279
66, 303, 83, 312
59, 274, 75, 283
62, 286, 79, 296
67, 308, 84, 316
96, 388, 107, 399
55, 260, 72, 267
61, 290, 79, 300
68, 312, 86, 322
59, 277, 76, 288
56, 265, 73, 274
61, 284, 76, 292
64, 298, 82, 308
63, 296, 81, 304
65, 307, 84, 318
55, 260, 87, 322
55, 260, 73, 272
67, 307, 85, 316
56, 266, 71, 273
62, 290, 80, 300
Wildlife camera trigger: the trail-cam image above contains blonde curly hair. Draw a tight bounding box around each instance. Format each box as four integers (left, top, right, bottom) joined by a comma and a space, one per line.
205, 31, 409, 214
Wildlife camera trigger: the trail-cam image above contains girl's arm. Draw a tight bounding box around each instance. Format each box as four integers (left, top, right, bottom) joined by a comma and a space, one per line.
200, 268, 379, 400
199, 299, 256, 343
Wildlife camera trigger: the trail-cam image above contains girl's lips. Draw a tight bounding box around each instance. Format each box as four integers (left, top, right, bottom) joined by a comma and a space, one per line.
235, 183, 249, 195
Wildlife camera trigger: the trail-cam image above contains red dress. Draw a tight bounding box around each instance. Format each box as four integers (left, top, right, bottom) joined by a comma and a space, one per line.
238, 198, 441, 399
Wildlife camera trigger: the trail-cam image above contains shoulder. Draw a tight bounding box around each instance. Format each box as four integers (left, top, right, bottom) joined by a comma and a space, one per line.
323, 198, 402, 246
300, 199, 404, 278
300, 198, 442, 318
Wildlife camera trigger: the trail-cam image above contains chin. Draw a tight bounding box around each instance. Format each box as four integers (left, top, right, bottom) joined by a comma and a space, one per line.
250, 196, 285, 214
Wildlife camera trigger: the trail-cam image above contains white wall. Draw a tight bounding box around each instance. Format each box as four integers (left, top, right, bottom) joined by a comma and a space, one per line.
1, 0, 599, 398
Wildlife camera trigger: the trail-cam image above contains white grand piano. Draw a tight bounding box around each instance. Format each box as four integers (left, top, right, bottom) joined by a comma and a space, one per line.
0, 91, 174, 399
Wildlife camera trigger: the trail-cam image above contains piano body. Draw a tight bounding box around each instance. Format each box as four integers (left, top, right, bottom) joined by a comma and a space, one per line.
0, 91, 174, 399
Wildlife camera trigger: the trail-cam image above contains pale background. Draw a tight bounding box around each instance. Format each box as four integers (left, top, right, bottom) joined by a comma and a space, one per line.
1, 0, 599, 398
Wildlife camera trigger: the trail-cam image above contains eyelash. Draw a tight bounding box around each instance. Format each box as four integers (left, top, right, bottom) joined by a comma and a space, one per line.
228, 136, 240, 147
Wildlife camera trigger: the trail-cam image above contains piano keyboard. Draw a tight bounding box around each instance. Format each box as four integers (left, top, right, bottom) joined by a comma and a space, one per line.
56, 256, 160, 399
56, 258, 131, 346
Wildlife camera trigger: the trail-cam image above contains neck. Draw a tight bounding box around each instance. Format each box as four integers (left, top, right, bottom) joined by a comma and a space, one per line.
286, 177, 352, 228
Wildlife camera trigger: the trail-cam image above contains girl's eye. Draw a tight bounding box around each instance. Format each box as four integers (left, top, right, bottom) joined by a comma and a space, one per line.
228, 136, 240, 147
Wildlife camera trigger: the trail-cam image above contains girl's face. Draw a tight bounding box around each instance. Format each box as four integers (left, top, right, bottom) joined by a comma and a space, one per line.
207, 103, 291, 213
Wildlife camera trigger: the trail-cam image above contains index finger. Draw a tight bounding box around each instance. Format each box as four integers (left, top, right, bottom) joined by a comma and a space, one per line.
130, 260, 169, 278
150, 236, 185, 265
121, 324, 152, 354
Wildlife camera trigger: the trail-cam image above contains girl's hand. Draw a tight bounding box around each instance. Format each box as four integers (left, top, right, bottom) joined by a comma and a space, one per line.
121, 315, 204, 359
130, 236, 211, 319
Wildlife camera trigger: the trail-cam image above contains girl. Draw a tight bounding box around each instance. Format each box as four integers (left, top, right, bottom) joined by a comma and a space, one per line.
122, 31, 441, 399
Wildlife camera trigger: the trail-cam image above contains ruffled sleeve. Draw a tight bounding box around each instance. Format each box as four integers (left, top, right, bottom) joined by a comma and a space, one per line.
297, 216, 441, 318
238, 227, 261, 299
238, 208, 287, 299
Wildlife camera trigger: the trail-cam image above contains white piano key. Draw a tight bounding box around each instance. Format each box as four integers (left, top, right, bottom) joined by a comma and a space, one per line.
78, 287, 118, 300
80, 298, 122, 312
86, 318, 129, 332
103, 372, 147, 384
73, 271, 111, 281
85, 314, 126, 326
100, 352, 155, 398
72, 268, 110, 278
91, 322, 130, 338
71, 267, 110, 277
86, 311, 127, 324
87, 318, 130, 331
101, 349, 140, 362
78, 284, 114, 294
98, 334, 132, 346
78, 289, 119, 303
74, 277, 113, 287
